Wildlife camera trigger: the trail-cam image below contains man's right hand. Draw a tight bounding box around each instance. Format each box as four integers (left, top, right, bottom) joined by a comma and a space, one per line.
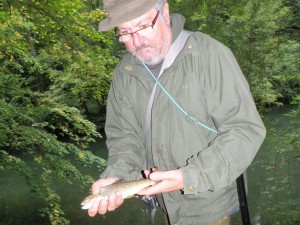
88, 177, 124, 217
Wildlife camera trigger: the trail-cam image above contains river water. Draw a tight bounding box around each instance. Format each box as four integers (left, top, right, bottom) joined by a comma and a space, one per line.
0, 105, 299, 225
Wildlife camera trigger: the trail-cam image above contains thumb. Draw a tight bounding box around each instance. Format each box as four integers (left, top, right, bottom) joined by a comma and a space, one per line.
149, 171, 164, 181
143, 170, 151, 179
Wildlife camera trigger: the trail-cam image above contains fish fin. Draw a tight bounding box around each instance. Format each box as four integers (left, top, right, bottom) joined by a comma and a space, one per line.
112, 178, 125, 184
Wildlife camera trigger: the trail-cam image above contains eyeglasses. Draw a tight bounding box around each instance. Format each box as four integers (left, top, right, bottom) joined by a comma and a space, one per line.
115, 11, 160, 42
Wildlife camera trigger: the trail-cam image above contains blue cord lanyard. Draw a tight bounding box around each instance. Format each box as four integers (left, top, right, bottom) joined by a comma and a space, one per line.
142, 62, 218, 134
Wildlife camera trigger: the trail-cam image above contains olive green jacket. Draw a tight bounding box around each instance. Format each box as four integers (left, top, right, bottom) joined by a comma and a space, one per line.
101, 14, 266, 225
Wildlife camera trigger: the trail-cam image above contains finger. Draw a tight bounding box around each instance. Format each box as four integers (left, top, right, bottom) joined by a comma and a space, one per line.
149, 171, 165, 180
138, 181, 164, 196
151, 167, 159, 172
143, 170, 151, 179
115, 192, 124, 207
107, 192, 123, 211
88, 200, 101, 217
149, 170, 181, 181
92, 182, 102, 194
98, 199, 109, 215
107, 195, 117, 211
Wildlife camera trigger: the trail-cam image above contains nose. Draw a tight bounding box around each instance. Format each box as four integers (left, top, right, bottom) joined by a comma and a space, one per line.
131, 33, 144, 48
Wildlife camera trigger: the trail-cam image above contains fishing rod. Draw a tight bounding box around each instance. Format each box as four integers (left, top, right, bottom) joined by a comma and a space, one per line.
236, 174, 251, 225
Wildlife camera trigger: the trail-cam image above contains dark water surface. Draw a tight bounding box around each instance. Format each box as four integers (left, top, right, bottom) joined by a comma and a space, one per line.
0, 105, 299, 225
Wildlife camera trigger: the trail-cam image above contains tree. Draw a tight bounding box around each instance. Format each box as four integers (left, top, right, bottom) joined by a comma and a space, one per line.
170, 0, 300, 110
0, 1, 112, 223
1, 0, 117, 126
0, 72, 106, 224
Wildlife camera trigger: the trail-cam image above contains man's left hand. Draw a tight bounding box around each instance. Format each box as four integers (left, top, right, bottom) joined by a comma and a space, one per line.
138, 169, 184, 195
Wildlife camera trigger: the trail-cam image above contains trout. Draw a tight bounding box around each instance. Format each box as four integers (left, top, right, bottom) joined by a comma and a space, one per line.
81, 178, 157, 210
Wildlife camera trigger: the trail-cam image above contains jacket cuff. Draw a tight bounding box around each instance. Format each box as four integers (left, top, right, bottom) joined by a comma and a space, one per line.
180, 164, 205, 195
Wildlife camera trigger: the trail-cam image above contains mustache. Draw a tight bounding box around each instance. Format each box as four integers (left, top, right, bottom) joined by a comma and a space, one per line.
133, 44, 153, 52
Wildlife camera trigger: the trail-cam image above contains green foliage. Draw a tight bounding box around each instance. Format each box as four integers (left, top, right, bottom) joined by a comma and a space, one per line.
0, 0, 117, 126
269, 40, 300, 104
281, 0, 300, 42
0, 2, 114, 223
0, 73, 106, 224
170, 0, 300, 111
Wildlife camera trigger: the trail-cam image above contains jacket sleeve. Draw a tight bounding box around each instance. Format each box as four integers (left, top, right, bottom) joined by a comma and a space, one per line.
181, 42, 266, 194
100, 65, 145, 181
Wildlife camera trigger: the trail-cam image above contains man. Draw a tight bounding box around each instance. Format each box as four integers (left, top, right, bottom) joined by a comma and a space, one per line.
87, 0, 266, 224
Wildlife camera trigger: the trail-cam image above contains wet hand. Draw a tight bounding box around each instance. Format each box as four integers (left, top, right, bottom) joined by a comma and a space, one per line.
138, 169, 183, 196
88, 177, 124, 217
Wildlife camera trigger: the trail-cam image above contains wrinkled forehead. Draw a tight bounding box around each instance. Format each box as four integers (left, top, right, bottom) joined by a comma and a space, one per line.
117, 8, 157, 30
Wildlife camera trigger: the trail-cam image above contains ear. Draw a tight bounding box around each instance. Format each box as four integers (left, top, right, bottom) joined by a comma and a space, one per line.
162, 3, 171, 25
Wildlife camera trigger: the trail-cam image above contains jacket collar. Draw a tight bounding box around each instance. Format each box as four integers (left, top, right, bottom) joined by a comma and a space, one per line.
171, 13, 186, 44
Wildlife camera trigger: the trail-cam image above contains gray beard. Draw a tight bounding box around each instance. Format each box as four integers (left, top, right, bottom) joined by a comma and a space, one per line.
129, 37, 169, 65
130, 24, 172, 66
132, 50, 163, 65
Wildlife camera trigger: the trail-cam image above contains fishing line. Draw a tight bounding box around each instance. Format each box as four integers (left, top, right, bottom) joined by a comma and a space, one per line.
142, 62, 218, 134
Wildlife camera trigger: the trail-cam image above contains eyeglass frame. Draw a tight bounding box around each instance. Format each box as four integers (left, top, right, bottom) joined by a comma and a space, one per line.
115, 10, 160, 41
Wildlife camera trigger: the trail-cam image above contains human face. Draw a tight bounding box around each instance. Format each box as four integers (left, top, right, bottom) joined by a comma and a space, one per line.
116, 4, 172, 65
115, 10, 160, 43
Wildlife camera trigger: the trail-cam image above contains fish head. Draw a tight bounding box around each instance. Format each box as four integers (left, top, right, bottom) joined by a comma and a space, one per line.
81, 193, 106, 210
81, 201, 93, 210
